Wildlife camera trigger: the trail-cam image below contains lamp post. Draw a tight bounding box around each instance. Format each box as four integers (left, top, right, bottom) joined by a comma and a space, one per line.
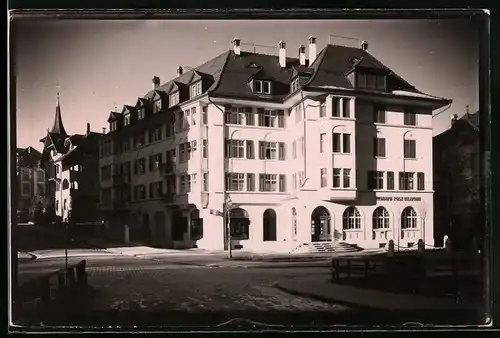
401, 130, 413, 251
225, 197, 233, 258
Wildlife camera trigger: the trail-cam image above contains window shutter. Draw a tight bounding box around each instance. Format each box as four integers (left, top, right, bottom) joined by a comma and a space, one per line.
278, 142, 286, 160
259, 174, 264, 192
399, 172, 405, 190
279, 174, 286, 192
372, 138, 377, 157
278, 110, 285, 128
380, 138, 386, 157
246, 140, 254, 159
259, 141, 265, 160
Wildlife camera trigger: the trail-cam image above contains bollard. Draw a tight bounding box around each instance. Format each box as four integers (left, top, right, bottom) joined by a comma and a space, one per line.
124, 224, 130, 244
77, 260, 87, 287
387, 240, 395, 256
444, 235, 452, 253
417, 239, 425, 254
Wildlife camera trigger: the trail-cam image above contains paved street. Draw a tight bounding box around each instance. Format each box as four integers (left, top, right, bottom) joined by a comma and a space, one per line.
17, 254, 351, 326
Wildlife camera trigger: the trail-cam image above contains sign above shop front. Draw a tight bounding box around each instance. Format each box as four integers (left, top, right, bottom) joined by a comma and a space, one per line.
376, 196, 422, 202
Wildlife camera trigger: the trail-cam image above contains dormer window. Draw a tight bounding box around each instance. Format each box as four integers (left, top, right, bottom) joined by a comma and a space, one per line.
153, 99, 162, 114
110, 120, 118, 132
291, 78, 300, 93
137, 107, 146, 120
356, 73, 386, 91
254, 80, 271, 94
190, 81, 202, 99
124, 113, 131, 126
169, 91, 180, 107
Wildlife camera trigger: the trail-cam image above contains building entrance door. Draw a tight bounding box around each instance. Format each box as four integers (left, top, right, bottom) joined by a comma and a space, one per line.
311, 206, 332, 242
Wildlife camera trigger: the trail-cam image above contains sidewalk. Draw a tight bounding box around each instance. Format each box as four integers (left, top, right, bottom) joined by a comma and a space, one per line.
275, 274, 477, 312
230, 248, 385, 262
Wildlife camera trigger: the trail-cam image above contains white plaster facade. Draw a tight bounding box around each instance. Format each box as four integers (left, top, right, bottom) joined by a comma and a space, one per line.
100, 89, 440, 252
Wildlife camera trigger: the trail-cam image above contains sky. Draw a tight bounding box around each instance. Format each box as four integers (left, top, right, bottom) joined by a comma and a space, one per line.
12, 19, 479, 151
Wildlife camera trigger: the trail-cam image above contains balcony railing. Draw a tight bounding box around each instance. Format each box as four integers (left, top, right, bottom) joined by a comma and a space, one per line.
159, 162, 176, 176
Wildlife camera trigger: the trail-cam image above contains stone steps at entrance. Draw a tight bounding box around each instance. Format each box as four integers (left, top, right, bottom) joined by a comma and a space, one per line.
289, 241, 362, 254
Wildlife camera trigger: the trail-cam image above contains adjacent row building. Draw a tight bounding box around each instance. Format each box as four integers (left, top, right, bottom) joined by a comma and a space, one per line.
433, 107, 480, 249
39, 95, 103, 224
16, 146, 46, 221
98, 37, 451, 252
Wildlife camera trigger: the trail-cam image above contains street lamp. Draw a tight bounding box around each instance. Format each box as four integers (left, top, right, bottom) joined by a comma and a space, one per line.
225, 197, 233, 259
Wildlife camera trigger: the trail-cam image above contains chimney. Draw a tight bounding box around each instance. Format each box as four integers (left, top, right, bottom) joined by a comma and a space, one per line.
102, 127, 106, 134
451, 114, 459, 127
466, 104, 470, 116
299, 45, 306, 66
176, 66, 183, 77
278, 40, 286, 68
233, 37, 241, 56
86, 123, 90, 135
308, 36, 317, 65
361, 40, 368, 52
152, 76, 160, 90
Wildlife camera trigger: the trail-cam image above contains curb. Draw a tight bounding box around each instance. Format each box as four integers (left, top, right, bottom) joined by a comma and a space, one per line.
273, 281, 374, 311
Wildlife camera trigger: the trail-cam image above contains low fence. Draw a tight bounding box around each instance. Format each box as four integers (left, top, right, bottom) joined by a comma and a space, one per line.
16, 260, 88, 312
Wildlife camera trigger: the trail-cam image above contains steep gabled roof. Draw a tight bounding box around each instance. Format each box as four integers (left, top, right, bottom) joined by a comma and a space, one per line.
107, 111, 121, 122
49, 94, 68, 138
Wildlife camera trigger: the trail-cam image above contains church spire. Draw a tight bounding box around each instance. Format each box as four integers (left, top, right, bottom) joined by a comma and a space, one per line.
49, 91, 68, 137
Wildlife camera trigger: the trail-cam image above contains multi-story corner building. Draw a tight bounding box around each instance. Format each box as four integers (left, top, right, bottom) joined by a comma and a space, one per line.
433, 108, 480, 249
99, 37, 451, 251
16, 146, 46, 220
39, 94, 103, 223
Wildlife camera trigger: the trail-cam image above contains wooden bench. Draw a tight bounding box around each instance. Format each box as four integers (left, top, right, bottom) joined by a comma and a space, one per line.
331, 257, 380, 281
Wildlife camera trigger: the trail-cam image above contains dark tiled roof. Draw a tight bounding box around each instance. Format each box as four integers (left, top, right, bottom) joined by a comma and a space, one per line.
211, 51, 301, 101
108, 111, 121, 122
141, 50, 231, 100
460, 111, 479, 130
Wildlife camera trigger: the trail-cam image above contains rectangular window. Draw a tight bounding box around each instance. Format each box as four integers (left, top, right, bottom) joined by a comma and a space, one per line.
342, 134, 351, 153
279, 174, 286, 192
202, 139, 208, 158
417, 172, 425, 190
22, 183, 30, 195
201, 106, 208, 125
203, 172, 209, 192
180, 175, 186, 194
299, 137, 305, 157
186, 174, 192, 193
245, 107, 254, 126
376, 75, 386, 90
190, 107, 197, 125
319, 102, 327, 117
404, 139, 417, 159
124, 114, 131, 126
332, 133, 341, 153
366, 74, 377, 89
225, 107, 245, 125
134, 133, 145, 148
152, 99, 162, 114
257, 109, 283, 128
332, 169, 341, 188
226, 173, 245, 191
292, 140, 297, 159
278, 142, 286, 160
259, 174, 277, 192
368, 171, 384, 189
226, 139, 245, 158
190, 81, 202, 98
342, 99, 350, 118
246, 140, 254, 159
373, 138, 386, 157
149, 153, 162, 171
149, 127, 162, 143
373, 105, 386, 123
255, 80, 271, 94
343, 169, 351, 188
320, 168, 327, 187
247, 173, 255, 191
332, 98, 340, 117
404, 111, 417, 126
399, 172, 415, 190
259, 141, 277, 160
387, 171, 395, 190
320, 133, 326, 153
169, 92, 180, 107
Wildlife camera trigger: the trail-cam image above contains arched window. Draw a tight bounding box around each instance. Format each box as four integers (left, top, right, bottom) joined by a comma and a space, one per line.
401, 207, 418, 229
62, 179, 69, 190
291, 208, 297, 238
343, 206, 361, 230
373, 207, 390, 229
63, 199, 67, 211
